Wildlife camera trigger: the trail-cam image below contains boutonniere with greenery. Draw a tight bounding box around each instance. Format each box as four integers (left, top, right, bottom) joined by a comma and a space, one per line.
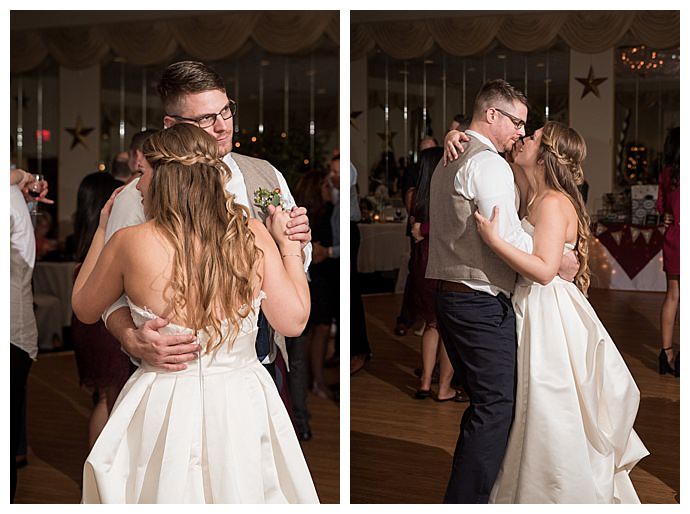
254, 187, 286, 215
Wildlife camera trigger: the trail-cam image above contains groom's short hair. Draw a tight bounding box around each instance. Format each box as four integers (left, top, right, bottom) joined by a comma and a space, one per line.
158, 61, 226, 113
473, 79, 528, 118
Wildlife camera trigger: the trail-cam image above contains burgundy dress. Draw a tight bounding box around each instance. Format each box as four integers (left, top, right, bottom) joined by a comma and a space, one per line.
656, 166, 680, 275
71, 264, 136, 393
407, 221, 438, 324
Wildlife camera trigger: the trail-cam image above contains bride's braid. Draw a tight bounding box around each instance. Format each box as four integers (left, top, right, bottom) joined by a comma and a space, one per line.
143, 124, 261, 351
539, 122, 592, 294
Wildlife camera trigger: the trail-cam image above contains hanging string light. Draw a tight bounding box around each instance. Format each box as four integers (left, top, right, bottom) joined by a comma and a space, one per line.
402, 61, 408, 165
119, 60, 126, 152
16, 77, 23, 166
384, 54, 390, 183
634, 74, 639, 141
462, 58, 466, 115
442, 54, 447, 128
234, 61, 240, 135
283, 57, 289, 138
37, 71, 44, 174
308, 54, 315, 166
258, 59, 269, 135
498, 53, 507, 80
524, 55, 528, 97
422, 59, 429, 136
141, 67, 147, 131
544, 49, 551, 121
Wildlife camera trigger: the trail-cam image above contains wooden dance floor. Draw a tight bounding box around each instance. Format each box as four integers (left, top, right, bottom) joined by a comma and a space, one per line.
351, 289, 680, 504
15, 352, 339, 504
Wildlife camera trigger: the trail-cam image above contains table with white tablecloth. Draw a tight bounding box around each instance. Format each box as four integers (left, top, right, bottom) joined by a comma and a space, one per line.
356, 222, 409, 274
32, 261, 76, 350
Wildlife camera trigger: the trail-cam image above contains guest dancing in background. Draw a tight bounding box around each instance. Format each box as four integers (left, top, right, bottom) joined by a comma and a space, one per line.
71, 172, 136, 449
408, 147, 467, 403
350, 162, 372, 375
656, 127, 680, 377
395, 136, 439, 336
295, 170, 339, 401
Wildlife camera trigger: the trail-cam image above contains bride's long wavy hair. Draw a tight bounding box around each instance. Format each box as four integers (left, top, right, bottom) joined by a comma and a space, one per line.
538, 121, 592, 294
143, 124, 261, 352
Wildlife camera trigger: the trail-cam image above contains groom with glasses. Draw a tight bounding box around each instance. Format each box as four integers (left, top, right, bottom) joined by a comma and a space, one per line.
427, 79, 577, 503
103, 61, 312, 394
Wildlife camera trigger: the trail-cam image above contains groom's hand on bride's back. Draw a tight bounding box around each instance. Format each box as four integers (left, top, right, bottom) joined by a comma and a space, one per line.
557, 250, 580, 283
125, 316, 201, 371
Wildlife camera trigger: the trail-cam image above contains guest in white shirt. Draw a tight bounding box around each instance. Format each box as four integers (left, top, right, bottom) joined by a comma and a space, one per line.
10, 169, 40, 502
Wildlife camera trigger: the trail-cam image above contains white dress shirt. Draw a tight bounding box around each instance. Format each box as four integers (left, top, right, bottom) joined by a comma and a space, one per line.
455, 130, 533, 297
10, 185, 38, 360
104, 177, 146, 242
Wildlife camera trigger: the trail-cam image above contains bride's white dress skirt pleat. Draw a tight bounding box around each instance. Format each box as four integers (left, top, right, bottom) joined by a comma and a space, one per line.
82, 293, 319, 504
490, 272, 649, 503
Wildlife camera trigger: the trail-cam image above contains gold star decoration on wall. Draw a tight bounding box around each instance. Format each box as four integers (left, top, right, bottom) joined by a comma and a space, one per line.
376, 131, 397, 151
575, 66, 608, 99
65, 116, 95, 150
351, 111, 363, 130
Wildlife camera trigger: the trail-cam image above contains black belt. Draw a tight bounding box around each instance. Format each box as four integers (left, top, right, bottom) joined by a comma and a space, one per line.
438, 280, 476, 293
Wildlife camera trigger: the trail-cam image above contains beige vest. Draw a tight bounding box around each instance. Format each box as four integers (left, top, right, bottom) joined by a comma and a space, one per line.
230, 151, 288, 367
426, 137, 517, 293
231, 152, 281, 221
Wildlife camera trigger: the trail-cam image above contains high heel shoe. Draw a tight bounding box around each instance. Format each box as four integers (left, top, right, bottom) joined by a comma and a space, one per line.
659, 347, 676, 375
674, 353, 680, 377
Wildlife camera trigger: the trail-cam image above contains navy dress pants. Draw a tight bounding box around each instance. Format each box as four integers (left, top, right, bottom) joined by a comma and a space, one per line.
435, 290, 517, 504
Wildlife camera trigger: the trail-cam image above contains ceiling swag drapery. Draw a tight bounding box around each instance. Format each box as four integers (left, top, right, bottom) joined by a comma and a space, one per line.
11, 11, 339, 73
350, 11, 679, 61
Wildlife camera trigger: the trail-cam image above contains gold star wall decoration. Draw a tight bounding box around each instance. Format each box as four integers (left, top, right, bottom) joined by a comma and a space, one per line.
351, 111, 362, 130
575, 66, 608, 99
376, 131, 397, 151
65, 116, 95, 150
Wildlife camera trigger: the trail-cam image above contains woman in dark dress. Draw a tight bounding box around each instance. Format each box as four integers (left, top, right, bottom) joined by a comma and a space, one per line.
295, 170, 339, 400
408, 147, 464, 401
71, 172, 136, 448
656, 127, 680, 376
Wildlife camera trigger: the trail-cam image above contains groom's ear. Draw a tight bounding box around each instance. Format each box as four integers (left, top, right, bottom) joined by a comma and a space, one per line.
163, 116, 176, 129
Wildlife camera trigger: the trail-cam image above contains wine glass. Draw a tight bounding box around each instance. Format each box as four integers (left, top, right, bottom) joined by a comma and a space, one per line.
28, 174, 44, 224
395, 208, 402, 221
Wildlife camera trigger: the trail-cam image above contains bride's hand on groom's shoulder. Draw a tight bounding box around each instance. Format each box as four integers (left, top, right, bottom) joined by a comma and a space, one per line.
443, 130, 470, 166
98, 185, 125, 231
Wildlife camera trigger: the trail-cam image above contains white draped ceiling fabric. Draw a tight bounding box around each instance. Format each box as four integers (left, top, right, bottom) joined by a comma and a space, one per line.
350, 11, 679, 60
11, 11, 339, 72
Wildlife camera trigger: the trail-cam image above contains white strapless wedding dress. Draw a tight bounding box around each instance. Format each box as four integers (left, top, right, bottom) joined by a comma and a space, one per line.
82, 292, 319, 504
489, 219, 648, 504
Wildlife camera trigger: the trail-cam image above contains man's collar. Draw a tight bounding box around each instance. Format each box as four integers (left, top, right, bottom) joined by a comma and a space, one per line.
465, 130, 498, 154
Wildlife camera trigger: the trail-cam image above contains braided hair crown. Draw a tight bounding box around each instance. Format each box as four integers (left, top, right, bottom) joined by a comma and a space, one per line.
540, 125, 586, 185
144, 129, 225, 173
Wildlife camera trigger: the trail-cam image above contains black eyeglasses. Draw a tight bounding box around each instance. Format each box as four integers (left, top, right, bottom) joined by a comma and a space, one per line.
167, 100, 237, 129
518, 133, 534, 144
494, 108, 526, 130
